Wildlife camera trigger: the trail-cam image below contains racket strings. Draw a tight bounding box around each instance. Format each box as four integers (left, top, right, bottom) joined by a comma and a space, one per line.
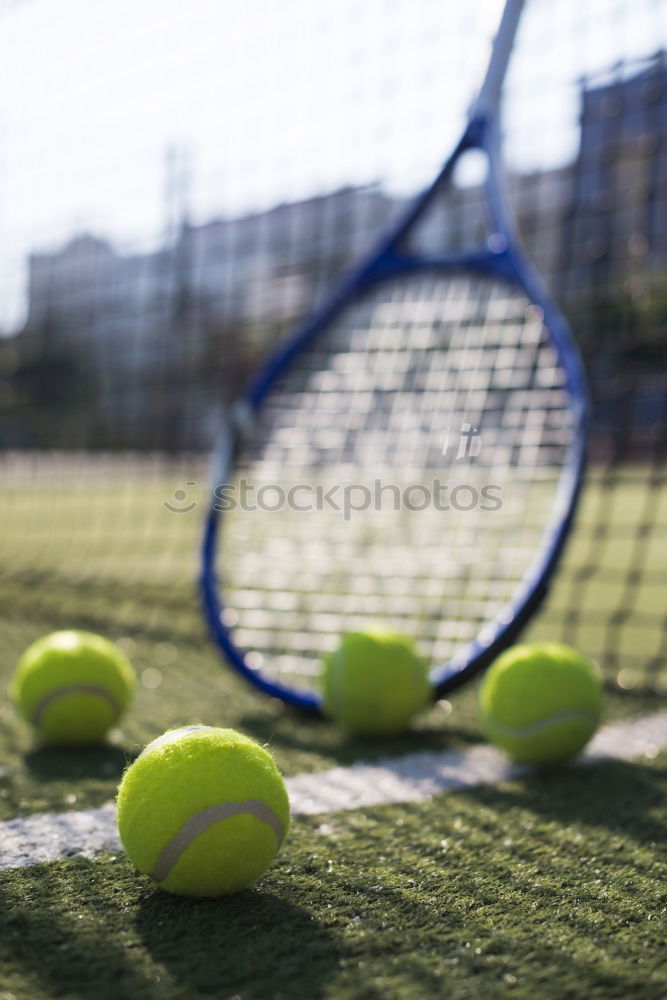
220, 272, 574, 688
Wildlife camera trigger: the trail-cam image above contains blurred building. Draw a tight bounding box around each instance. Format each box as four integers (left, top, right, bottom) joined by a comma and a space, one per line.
562, 53, 667, 454
12, 55, 667, 451
565, 53, 667, 297
15, 186, 400, 449
184, 185, 398, 324
25, 185, 398, 337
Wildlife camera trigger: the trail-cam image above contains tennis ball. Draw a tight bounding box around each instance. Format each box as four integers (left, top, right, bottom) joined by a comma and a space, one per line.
11, 630, 135, 745
116, 726, 290, 897
321, 627, 431, 736
479, 642, 603, 764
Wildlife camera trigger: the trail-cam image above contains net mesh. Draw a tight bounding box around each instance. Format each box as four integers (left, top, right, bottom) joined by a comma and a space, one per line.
220, 273, 575, 690
1, 0, 666, 697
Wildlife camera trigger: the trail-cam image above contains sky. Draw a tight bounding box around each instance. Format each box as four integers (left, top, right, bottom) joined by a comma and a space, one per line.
1, 0, 666, 330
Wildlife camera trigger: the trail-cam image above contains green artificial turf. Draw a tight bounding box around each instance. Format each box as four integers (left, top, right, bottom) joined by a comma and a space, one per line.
0, 455, 665, 999
0, 609, 659, 824
0, 755, 665, 1000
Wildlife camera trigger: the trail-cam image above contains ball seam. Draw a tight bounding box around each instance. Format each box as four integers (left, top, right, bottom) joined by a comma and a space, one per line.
484, 709, 600, 739
149, 799, 287, 883
30, 684, 121, 725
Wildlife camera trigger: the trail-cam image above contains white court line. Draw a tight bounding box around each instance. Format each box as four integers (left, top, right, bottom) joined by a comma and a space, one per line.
0, 711, 665, 873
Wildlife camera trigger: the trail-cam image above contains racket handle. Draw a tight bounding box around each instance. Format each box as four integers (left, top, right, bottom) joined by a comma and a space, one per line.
474, 0, 525, 119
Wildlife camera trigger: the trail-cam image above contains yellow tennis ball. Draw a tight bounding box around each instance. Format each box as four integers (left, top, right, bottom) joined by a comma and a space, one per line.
11, 630, 135, 745
479, 642, 603, 764
322, 627, 431, 736
116, 726, 290, 897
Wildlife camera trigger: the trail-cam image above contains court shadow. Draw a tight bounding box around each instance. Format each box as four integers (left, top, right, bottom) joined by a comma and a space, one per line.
238, 709, 479, 767
0, 858, 341, 1000
23, 743, 129, 782
135, 886, 341, 999
0, 860, 162, 999
464, 757, 667, 843
331, 877, 657, 998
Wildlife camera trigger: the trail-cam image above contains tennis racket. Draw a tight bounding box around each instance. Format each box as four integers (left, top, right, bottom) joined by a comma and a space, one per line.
200, 0, 588, 711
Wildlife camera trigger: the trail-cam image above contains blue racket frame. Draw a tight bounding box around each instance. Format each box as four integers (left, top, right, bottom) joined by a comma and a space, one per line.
200, 109, 589, 711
